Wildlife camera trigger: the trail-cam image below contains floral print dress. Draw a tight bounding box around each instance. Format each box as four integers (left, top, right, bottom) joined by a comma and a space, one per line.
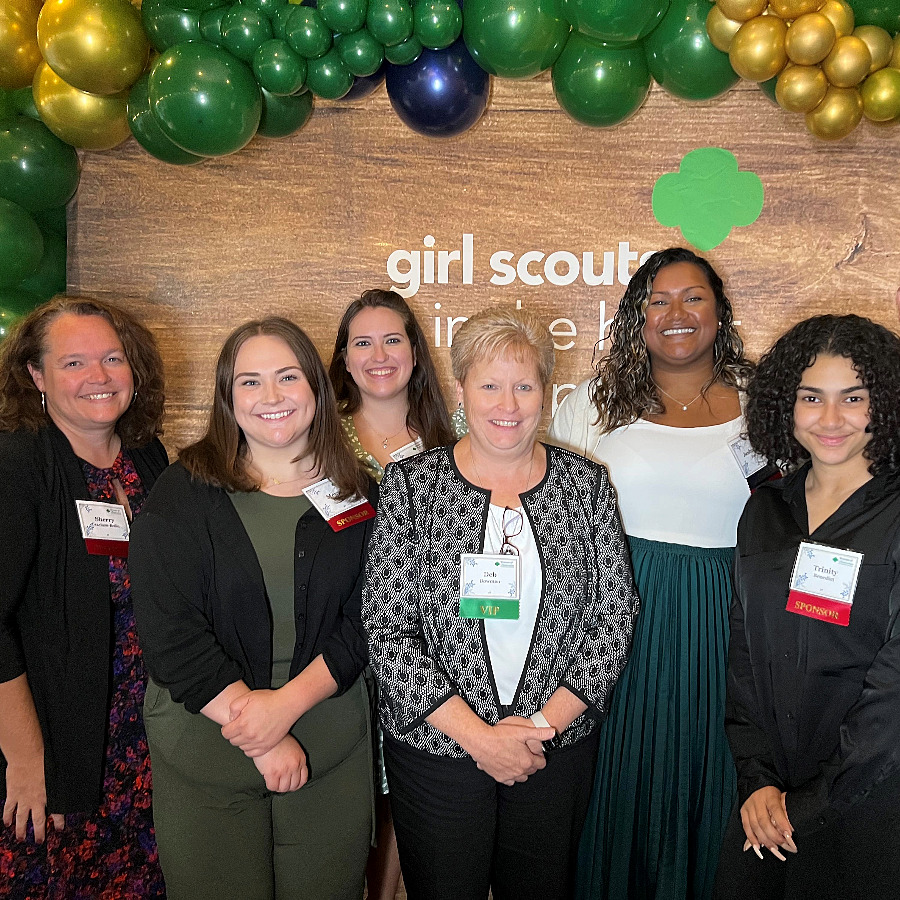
0, 451, 166, 899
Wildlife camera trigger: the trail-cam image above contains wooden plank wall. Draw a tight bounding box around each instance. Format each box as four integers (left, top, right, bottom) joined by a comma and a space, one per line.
69, 75, 900, 455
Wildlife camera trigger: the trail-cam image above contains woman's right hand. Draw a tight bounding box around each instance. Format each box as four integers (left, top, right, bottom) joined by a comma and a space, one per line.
2, 751, 64, 843
470, 721, 555, 786
253, 735, 308, 794
739, 786, 797, 860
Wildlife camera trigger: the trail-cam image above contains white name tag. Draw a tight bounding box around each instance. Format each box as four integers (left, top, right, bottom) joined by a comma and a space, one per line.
728, 434, 768, 479
459, 553, 520, 619
787, 541, 864, 626
302, 477, 376, 532
75, 499, 130, 556
389, 438, 425, 463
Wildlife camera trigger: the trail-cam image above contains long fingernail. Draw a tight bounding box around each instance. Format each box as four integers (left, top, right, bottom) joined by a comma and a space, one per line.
754, 845, 764, 860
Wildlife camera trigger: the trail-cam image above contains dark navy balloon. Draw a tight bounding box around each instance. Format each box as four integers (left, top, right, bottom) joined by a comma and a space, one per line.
342, 63, 386, 100
385, 38, 489, 137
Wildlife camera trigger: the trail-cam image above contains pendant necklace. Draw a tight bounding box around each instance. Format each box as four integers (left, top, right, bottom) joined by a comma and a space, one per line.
651, 379, 704, 412
360, 412, 408, 449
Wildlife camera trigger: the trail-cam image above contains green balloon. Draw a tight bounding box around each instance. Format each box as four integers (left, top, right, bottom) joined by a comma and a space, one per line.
463, 0, 569, 79
199, 6, 229, 42
257, 85, 314, 136
552, 32, 651, 126
221, 4, 274, 61
759, 75, 777, 104
127, 73, 205, 164
142, 0, 204, 52
149, 42, 262, 156
413, 1, 462, 50
367, 0, 413, 47
561, 0, 668, 45
643, 0, 737, 101
271, 2, 297, 38
847, 1, 900, 33
0, 289, 42, 314
19, 229, 66, 301
286, 7, 333, 58
33, 206, 67, 237
243, 0, 289, 19
253, 39, 307, 94
12, 87, 40, 121
0, 199, 43, 289
0, 91, 14, 123
337, 30, 384, 77
170, 0, 227, 11
305, 46, 354, 97
0, 304, 30, 341
0, 118, 80, 213
384, 34, 421, 64
318, 0, 368, 34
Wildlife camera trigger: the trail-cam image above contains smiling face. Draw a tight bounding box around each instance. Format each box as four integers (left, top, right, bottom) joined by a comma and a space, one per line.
344, 306, 415, 404
457, 350, 543, 459
793, 353, 872, 478
642, 261, 720, 372
232, 334, 317, 459
28, 313, 134, 442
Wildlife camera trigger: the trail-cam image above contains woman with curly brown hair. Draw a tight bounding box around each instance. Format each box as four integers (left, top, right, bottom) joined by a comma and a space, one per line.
550, 248, 760, 900
714, 314, 900, 900
0, 296, 167, 898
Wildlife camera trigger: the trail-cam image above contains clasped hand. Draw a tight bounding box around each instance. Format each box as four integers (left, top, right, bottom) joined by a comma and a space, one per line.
222, 688, 295, 757
740, 786, 798, 861
471, 716, 555, 786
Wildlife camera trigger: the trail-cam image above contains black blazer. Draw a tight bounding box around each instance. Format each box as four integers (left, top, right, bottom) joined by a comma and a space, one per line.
0, 424, 169, 813
130, 462, 376, 715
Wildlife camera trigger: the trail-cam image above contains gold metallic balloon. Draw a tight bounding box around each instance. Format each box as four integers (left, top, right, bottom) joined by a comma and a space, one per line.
861, 66, 900, 121
715, 0, 768, 23
785, 13, 835, 64
805, 84, 862, 137
33, 60, 130, 150
776, 62, 828, 110
0, 0, 43, 90
892, 34, 900, 69
707, 5, 744, 52
37, 0, 149, 96
818, 0, 854, 38
853, 25, 893, 73
729, 15, 789, 81
822, 35, 871, 87
769, 0, 823, 18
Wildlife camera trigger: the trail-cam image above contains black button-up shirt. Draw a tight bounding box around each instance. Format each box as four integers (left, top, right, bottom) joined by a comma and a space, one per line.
727, 463, 900, 835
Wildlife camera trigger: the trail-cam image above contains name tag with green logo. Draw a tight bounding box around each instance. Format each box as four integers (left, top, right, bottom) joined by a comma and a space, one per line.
459, 554, 520, 620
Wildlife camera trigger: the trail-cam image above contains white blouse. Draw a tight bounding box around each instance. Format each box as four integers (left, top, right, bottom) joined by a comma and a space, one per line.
549, 379, 751, 548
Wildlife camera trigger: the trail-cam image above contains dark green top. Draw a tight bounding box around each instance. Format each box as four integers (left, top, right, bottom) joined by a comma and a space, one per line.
228, 490, 312, 688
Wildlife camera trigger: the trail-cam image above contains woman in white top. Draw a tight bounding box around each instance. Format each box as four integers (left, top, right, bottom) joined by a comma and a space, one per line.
550, 247, 761, 900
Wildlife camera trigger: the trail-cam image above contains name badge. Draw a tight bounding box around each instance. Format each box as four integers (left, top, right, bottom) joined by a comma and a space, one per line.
302, 477, 376, 532
390, 438, 425, 463
728, 434, 767, 479
459, 553, 520, 620
787, 541, 863, 626
75, 499, 130, 556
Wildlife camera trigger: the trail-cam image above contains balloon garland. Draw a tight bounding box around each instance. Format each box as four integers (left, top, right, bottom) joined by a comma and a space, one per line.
710, 0, 900, 138
0, 0, 897, 331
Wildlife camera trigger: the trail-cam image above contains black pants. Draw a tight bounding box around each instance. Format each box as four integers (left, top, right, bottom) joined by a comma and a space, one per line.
713, 772, 900, 900
384, 730, 600, 900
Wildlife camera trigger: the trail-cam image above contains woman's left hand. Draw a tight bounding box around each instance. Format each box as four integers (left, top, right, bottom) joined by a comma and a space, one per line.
222, 689, 296, 757
497, 715, 545, 756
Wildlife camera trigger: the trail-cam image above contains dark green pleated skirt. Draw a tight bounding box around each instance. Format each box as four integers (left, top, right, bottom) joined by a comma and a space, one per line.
576, 537, 737, 900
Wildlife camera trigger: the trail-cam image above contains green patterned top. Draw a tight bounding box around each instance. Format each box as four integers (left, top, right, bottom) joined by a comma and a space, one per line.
341, 406, 468, 484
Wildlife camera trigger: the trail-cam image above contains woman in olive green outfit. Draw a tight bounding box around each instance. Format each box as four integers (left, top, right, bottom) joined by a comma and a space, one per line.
131, 318, 376, 900
329, 289, 463, 900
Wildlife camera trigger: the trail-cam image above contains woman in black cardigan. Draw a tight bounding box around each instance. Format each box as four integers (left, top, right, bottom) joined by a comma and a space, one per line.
0, 297, 167, 897
130, 317, 376, 900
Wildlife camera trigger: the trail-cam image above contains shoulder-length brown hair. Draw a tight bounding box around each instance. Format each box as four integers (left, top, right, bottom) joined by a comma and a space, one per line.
181, 317, 368, 498
0, 295, 165, 447
329, 289, 455, 448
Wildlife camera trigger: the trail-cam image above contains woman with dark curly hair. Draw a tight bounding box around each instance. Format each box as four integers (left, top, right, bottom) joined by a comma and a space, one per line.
0, 296, 167, 898
714, 314, 900, 900
550, 248, 762, 900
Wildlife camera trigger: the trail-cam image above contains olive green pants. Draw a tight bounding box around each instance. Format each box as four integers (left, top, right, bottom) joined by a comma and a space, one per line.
144, 677, 373, 900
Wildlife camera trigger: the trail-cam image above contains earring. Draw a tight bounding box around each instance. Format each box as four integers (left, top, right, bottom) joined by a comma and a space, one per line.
41, 392, 46, 414
132, 389, 138, 403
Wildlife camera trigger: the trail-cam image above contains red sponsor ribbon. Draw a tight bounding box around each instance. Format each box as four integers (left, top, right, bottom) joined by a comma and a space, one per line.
327, 501, 376, 532
84, 538, 129, 557
786, 590, 851, 626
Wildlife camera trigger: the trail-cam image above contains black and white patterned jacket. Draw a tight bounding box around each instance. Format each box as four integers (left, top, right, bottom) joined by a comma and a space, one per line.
362, 442, 639, 757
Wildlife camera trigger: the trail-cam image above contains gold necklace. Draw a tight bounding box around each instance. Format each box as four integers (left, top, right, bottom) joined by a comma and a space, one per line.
261, 473, 308, 488
359, 412, 409, 450
651, 378, 704, 412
